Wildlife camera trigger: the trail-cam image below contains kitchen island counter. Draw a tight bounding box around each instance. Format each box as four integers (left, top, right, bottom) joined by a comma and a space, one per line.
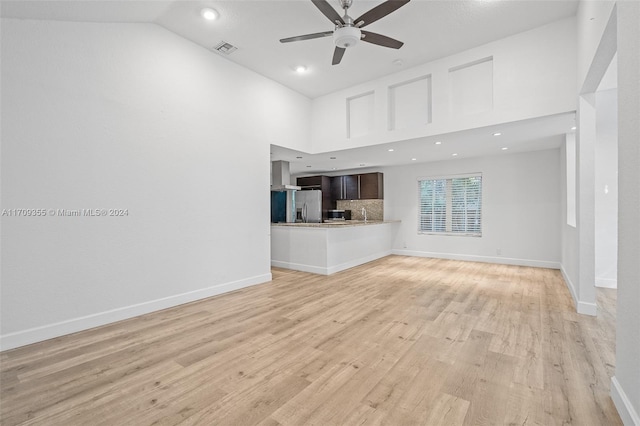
270, 220, 400, 275
271, 220, 399, 228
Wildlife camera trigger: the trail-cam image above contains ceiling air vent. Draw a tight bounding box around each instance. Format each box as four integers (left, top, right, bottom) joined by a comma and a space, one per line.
212, 41, 237, 55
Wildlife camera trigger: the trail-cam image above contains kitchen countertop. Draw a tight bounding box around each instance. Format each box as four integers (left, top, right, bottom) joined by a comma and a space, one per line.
271, 220, 400, 275
271, 220, 399, 228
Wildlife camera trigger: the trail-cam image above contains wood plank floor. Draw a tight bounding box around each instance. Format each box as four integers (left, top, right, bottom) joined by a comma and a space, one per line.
0, 256, 622, 425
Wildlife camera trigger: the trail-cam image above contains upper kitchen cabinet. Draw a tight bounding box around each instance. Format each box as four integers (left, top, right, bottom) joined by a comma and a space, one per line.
331, 175, 359, 200
297, 175, 324, 190
330, 176, 343, 200
359, 172, 384, 199
331, 173, 383, 200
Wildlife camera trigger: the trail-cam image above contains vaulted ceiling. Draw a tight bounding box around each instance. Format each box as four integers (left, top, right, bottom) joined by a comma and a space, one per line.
1, 0, 579, 98
1, 1, 582, 172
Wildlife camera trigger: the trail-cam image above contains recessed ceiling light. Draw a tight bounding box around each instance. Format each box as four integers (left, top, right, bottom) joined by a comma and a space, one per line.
331, 167, 337, 170
306, 165, 312, 168
388, 148, 394, 152
501, 147, 509, 150
330, 156, 336, 159
411, 158, 417, 161
201, 8, 219, 20
452, 153, 458, 157
435, 141, 442, 145
493, 132, 502, 136
295, 65, 307, 73
571, 126, 577, 130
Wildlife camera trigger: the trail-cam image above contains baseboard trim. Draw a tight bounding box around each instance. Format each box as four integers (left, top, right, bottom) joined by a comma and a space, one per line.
561, 264, 580, 306
560, 265, 598, 316
391, 249, 560, 269
272, 251, 392, 276
612, 376, 640, 425
577, 300, 598, 316
326, 251, 392, 275
596, 277, 618, 288
271, 260, 328, 275
0, 273, 272, 352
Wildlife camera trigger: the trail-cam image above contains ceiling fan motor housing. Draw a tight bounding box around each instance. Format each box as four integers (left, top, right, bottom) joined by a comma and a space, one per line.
333, 26, 361, 48
339, 0, 353, 9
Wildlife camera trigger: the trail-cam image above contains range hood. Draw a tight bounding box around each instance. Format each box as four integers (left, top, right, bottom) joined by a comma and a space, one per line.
271, 160, 301, 191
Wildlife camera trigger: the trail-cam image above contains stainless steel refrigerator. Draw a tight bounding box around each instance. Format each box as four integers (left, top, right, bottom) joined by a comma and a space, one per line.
295, 190, 322, 223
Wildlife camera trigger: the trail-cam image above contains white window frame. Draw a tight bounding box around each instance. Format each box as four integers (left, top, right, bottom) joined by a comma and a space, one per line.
417, 173, 482, 237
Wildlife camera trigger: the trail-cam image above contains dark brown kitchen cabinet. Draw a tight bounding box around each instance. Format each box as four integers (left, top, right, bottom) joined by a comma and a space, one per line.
359, 172, 384, 199
344, 175, 359, 200
330, 175, 358, 200
330, 176, 344, 200
296, 175, 323, 189
331, 173, 383, 200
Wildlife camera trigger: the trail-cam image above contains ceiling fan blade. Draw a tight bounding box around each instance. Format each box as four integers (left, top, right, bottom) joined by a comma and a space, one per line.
360, 31, 404, 49
311, 0, 345, 25
354, 0, 410, 28
280, 31, 334, 43
332, 47, 346, 65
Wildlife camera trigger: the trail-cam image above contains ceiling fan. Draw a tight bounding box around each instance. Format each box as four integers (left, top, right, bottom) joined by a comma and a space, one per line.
280, 0, 410, 65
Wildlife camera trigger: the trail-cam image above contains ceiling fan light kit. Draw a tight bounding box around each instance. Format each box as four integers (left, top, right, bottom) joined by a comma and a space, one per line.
333, 26, 361, 48
280, 0, 410, 65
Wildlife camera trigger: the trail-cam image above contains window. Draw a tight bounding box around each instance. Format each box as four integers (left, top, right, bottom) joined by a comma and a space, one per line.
418, 174, 482, 236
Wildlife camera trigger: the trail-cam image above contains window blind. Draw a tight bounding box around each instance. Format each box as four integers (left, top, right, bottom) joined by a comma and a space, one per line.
418, 174, 482, 236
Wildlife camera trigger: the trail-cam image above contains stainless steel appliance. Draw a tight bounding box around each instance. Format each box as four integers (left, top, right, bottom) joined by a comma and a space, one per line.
271, 160, 301, 192
327, 209, 352, 220
295, 190, 322, 223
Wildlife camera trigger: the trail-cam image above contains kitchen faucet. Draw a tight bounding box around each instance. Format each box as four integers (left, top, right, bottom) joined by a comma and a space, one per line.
361, 207, 367, 222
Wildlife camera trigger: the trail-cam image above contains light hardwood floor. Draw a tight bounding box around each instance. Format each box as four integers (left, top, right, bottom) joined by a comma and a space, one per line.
0, 256, 621, 425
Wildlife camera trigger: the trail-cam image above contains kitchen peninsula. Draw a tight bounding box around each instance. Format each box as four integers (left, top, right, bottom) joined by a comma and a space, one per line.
271, 220, 400, 275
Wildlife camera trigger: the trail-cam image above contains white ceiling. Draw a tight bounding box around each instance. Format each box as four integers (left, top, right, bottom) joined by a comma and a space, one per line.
1, 0, 579, 172
2, 0, 578, 98
272, 112, 576, 175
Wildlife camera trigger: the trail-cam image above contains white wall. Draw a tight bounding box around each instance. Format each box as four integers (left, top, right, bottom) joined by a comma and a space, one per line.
385, 148, 561, 268
311, 17, 577, 153
0, 19, 311, 350
594, 88, 618, 288
563, 0, 617, 317
612, 1, 640, 424
575, 94, 598, 314
577, 0, 617, 91
560, 138, 580, 304
572, 1, 640, 423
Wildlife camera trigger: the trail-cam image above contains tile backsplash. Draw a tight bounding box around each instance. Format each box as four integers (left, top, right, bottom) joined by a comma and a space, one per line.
336, 199, 383, 221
